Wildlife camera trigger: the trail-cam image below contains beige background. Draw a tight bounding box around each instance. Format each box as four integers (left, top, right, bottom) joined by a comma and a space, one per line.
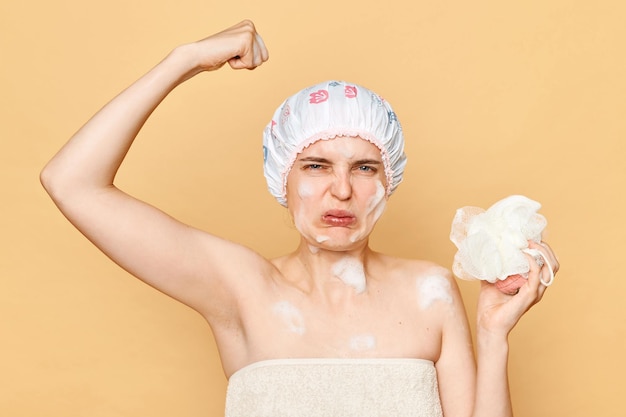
2, 0, 625, 416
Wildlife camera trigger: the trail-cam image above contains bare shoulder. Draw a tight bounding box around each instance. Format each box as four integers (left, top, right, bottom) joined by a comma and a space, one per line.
373, 253, 453, 283
372, 253, 461, 310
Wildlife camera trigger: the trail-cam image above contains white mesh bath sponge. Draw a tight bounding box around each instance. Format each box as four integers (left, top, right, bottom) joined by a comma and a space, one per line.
450, 195, 551, 288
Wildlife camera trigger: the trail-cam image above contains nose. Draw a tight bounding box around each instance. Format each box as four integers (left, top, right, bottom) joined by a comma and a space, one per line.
330, 170, 352, 200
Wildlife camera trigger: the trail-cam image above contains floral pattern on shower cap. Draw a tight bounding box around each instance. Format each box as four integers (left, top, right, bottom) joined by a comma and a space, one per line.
262, 80, 407, 207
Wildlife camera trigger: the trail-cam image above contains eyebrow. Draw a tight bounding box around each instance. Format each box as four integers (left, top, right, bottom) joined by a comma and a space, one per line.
297, 157, 382, 165
353, 159, 382, 165
297, 157, 332, 163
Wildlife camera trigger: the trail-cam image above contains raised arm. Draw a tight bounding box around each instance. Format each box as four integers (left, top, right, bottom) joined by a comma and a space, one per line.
40, 20, 270, 318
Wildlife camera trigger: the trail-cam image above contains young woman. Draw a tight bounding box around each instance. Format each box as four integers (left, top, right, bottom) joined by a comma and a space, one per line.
41, 20, 559, 417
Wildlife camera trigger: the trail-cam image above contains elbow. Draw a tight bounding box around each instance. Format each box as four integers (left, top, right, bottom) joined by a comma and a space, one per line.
40, 159, 114, 208
39, 159, 74, 204
40, 161, 57, 197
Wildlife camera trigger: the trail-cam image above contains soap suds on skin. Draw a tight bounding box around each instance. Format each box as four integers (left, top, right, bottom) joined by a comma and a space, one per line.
349, 334, 377, 351
272, 301, 306, 335
308, 244, 320, 254
332, 257, 367, 293
350, 181, 386, 243
416, 274, 453, 309
293, 205, 328, 245
340, 147, 356, 159
367, 181, 387, 220
297, 181, 314, 199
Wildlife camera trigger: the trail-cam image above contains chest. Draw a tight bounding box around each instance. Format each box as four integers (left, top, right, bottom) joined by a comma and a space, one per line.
240, 291, 444, 362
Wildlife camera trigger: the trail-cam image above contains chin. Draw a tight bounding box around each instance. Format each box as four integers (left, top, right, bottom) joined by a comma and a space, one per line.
311, 236, 368, 252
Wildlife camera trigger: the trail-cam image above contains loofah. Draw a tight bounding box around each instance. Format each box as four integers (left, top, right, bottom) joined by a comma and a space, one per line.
450, 195, 553, 294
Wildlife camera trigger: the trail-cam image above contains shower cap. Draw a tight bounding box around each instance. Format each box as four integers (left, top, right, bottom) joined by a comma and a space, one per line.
262, 80, 407, 207
450, 195, 550, 285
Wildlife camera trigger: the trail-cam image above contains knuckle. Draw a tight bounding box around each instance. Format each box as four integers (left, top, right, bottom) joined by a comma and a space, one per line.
241, 19, 256, 34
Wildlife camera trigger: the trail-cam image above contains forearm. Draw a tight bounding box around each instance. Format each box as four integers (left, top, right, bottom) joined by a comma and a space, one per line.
41, 44, 198, 198
41, 20, 268, 205
472, 331, 513, 417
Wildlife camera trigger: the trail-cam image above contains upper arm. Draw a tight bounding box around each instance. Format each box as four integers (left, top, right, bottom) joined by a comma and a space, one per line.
48, 183, 269, 319
435, 275, 477, 417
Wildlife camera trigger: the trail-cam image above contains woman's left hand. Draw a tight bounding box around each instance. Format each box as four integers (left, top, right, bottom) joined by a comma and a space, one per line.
476, 240, 560, 336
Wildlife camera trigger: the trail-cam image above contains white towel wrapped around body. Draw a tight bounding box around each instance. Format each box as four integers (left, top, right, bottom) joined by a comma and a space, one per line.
225, 358, 442, 417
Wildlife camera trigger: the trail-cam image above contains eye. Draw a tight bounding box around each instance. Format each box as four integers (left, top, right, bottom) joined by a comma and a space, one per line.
304, 163, 324, 170
356, 165, 377, 173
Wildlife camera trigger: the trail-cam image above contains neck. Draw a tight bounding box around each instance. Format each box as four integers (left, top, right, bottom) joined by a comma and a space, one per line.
291, 238, 374, 301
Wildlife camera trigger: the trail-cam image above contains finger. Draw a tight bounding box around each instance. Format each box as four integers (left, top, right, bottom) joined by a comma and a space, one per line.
228, 48, 256, 70
536, 270, 548, 300
527, 249, 555, 287
531, 241, 558, 270
256, 33, 269, 62
248, 34, 269, 69
539, 241, 560, 273
227, 56, 244, 69
229, 37, 266, 70
529, 240, 559, 276
251, 43, 262, 68
525, 251, 543, 291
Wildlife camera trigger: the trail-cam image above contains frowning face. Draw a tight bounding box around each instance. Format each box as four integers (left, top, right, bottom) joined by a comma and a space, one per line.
285, 136, 388, 250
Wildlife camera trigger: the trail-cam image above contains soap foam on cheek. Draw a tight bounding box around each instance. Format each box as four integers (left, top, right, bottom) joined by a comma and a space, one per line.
298, 181, 314, 199
272, 301, 306, 335
331, 257, 367, 293
349, 334, 377, 351
368, 181, 387, 222
349, 181, 386, 243
293, 202, 328, 244
416, 275, 453, 309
